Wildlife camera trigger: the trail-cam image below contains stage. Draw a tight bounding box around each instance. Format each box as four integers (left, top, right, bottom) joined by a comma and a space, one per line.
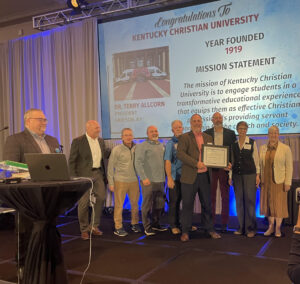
0, 211, 293, 284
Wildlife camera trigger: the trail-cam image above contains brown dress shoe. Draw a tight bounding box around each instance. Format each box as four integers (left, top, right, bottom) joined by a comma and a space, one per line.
171, 228, 181, 235
209, 231, 221, 239
275, 229, 282, 238
91, 228, 103, 236
246, 231, 255, 238
81, 231, 90, 240
180, 233, 189, 242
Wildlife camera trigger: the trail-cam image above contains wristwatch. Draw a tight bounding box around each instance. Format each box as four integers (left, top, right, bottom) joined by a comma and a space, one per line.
293, 226, 300, 233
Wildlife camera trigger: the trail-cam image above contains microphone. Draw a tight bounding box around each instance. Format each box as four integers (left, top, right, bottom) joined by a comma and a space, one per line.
0, 126, 8, 132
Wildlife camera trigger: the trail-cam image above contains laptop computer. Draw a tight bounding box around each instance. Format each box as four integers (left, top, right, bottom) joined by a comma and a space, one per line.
24, 153, 70, 181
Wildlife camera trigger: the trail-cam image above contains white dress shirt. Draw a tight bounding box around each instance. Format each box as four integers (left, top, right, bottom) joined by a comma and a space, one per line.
86, 133, 102, 168
214, 129, 223, 146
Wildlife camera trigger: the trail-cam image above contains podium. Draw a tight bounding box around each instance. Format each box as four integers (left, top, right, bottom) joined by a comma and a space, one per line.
0, 179, 91, 284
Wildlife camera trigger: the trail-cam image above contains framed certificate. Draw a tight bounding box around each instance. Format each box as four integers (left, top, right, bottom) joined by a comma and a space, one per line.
202, 145, 229, 168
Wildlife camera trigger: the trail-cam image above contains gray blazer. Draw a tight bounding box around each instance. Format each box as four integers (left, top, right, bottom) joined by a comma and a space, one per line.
3, 128, 60, 163
177, 131, 213, 184
68, 134, 109, 179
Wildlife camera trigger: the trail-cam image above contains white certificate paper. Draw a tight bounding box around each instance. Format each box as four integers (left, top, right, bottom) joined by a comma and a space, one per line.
202, 145, 229, 168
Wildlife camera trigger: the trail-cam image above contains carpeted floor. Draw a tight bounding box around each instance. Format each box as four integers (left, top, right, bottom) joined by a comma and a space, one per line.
0, 211, 293, 284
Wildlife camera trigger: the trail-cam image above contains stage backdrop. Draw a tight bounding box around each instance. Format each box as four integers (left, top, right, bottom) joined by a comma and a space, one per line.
0, 5, 299, 218
98, 0, 300, 139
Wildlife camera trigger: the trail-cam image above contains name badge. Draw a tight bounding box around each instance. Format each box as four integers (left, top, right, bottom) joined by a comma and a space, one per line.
244, 144, 251, 150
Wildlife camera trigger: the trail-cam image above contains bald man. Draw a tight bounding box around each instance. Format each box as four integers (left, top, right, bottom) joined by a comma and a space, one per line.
135, 125, 167, 236
177, 114, 221, 241
69, 120, 109, 240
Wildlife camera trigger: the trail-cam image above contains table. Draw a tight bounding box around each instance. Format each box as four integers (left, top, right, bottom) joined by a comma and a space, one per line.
0, 179, 91, 284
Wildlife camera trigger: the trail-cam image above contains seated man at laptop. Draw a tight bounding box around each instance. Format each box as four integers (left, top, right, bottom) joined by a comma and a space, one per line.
3, 108, 60, 277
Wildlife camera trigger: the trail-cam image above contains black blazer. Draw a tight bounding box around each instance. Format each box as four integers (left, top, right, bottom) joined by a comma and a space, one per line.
68, 134, 109, 179
204, 127, 236, 147
204, 127, 236, 162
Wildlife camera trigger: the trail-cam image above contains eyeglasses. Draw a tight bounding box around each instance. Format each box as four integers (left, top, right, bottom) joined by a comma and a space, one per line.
29, 118, 48, 123
238, 127, 247, 131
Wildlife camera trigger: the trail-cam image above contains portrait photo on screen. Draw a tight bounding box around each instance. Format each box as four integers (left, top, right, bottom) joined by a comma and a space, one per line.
113, 46, 170, 101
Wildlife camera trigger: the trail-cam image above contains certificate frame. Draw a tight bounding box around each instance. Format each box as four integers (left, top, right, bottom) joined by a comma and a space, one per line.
201, 145, 229, 168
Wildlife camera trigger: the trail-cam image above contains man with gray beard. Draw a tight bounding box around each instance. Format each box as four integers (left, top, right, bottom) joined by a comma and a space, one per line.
135, 126, 167, 236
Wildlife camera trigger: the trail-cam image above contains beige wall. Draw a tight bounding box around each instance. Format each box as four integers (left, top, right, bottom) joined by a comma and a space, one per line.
0, 21, 40, 43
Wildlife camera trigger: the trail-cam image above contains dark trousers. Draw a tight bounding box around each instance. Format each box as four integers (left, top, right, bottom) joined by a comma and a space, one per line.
141, 182, 165, 231
233, 173, 257, 233
168, 180, 182, 228
78, 169, 106, 232
211, 168, 230, 225
181, 172, 214, 234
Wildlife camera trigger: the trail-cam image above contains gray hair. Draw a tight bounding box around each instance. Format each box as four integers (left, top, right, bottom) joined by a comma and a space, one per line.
24, 108, 42, 121
171, 120, 182, 128
268, 125, 279, 134
121, 128, 133, 136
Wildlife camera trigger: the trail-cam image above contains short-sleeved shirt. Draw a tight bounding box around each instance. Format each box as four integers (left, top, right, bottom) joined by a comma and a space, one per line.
164, 136, 182, 180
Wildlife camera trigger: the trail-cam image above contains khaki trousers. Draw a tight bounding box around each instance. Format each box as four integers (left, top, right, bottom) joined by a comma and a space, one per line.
114, 180, 140, 229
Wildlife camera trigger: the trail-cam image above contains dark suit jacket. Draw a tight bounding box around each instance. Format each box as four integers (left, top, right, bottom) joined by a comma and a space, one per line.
3, 128, 60, 163
177, 131, 213, 184
204, 127, 236, 147
2, 128, 60, 234
68, 134, 109, 179
204, 127, 236, 162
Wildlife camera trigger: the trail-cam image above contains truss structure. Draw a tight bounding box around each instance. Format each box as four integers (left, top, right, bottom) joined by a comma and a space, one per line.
33, 0, 174, 30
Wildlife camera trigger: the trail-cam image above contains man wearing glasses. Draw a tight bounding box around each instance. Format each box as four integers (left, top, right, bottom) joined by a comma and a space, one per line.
3, 108, 60, 162
3, 108, 60, 278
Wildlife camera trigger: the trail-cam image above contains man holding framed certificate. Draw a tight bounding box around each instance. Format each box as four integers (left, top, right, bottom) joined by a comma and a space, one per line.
177, 114, 221, 242
204, 112, 236, 232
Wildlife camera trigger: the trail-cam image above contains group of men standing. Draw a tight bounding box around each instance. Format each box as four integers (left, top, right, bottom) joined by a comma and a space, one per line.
104, 112, 236, 242
2, 107, 236, 273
